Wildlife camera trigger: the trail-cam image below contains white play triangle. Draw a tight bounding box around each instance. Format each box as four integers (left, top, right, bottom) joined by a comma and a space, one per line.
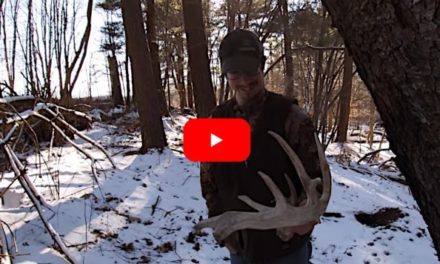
210, 133, 222, 147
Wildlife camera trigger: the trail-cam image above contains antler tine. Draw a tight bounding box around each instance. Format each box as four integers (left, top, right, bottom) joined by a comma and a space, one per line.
314, 134, 332, 203
267, 131, 314, 199
284, 173, 298, 205
238, 195, 272, 212
257, 171, 289, 208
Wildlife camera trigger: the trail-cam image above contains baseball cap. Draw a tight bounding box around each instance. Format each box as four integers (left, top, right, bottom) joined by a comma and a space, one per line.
219, 29, 264, 74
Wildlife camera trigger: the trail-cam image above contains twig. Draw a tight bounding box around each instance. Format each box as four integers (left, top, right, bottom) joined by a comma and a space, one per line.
357, 148, 390, 164
181, 175, 192, 186
0, 220, 12, 264
37, 104, 116, 168
151, 196, 161, 216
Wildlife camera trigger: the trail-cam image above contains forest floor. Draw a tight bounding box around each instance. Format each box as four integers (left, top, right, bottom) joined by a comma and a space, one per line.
0, 109, 438, 264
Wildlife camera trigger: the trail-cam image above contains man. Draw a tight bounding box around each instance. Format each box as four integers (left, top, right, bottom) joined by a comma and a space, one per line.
200, 29, 323, 264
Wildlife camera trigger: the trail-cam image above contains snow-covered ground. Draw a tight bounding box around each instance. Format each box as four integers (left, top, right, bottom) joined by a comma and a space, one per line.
0, 112, 438, 264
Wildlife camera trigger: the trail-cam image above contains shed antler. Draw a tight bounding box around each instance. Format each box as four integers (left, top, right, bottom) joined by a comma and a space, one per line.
195, 131, 331, 242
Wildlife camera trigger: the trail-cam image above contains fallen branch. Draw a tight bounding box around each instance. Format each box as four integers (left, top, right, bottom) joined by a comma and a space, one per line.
3, 145, 77, 264
0, 220, 12, 264
357, 148, 390, 164
37, 103, 116, 169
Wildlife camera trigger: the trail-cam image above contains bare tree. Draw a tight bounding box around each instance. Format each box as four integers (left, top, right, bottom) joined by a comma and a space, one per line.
322, 0, 440, 256
121, 0, 167, 151
182, 0, 216, 118
0, 0, 19, 96
53, 0, 93, 106
335, 48, 353, 142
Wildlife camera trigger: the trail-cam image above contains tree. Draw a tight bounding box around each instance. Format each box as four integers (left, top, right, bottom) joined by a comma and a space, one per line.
182, 0, 216, 118
121, 0, 167, 151
322, 0, 440, 256
336, 48, 353, 142
145, 0, 169, 116
54, 0, 94, 106
0, 0, 19, 96
279, 0, 295, 98
97, 0, 125, 107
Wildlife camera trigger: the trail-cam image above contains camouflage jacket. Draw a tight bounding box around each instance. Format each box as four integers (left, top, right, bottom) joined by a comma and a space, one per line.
199, 90, 322, 261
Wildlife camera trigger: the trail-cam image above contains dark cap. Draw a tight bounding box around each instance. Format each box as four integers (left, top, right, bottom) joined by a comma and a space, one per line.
219, 29, 264, 74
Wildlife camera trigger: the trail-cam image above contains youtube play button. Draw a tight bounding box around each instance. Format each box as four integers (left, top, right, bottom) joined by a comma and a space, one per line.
210, 133, 222, 147
183, 118, 251, 162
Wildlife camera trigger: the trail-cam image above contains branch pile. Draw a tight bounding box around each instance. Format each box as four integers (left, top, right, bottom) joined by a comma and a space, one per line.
0, 95, 117, 263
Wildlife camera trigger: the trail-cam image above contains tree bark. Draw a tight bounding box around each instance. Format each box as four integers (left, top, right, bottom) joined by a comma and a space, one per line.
108, 54, 124, 106
187, 68, 194, 109
279, 0, 295, 98
322, 0, 440, 256
121, 0, 167, 151
146, 0, 169, 116
336, 48, 353, 142
182, 0, 216, 118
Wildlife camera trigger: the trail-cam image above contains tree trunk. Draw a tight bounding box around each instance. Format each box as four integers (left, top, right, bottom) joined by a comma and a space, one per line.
146, 0, 169, 116
322, 0, 440, 257
182, 0, 216, 118
175, 33, 187, 110
121, 0, 167, 151
125, 53, 131, 106
279, 0, 295, 98
336, 48, 353, 142
187, 68, 194, 109
108, 54, 124, 106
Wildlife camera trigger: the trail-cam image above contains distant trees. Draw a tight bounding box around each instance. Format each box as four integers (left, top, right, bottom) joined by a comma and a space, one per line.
55, 0, 94, 106
97, 0, 124, 107
0, 0, 384, 149
322, 0, 440, 257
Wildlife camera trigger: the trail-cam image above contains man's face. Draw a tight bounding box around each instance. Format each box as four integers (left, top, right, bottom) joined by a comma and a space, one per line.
226, 68, 265, 105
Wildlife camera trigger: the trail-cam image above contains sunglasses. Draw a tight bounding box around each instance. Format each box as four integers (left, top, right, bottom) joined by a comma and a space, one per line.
225, 70, 260, 80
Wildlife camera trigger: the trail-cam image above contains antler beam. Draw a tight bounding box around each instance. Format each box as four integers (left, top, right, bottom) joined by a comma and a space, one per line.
195, 131, 331, 242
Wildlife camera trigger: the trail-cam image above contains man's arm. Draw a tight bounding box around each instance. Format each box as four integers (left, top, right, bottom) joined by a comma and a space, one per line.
284, 104, 322, 185
277, 104, 323, 240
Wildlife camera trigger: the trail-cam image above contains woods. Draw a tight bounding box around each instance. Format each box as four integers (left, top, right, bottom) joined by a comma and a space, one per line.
0, 0, 439, 262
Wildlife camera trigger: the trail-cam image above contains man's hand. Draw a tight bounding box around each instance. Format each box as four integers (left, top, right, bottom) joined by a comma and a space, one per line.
275, 199, 317, 241
219, 231, 240, 254
276, 221, 317, 241
225, 243, 238, 254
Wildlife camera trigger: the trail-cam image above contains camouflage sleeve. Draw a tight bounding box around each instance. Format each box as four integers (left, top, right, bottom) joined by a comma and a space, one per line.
200, 162, 223, 217
284, 104, 322, 199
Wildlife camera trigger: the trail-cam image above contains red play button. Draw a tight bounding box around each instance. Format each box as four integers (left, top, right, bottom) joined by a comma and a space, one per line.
183, 118, 251, 162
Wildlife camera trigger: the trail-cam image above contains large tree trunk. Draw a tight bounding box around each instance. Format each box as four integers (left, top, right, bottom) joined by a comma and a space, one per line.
121, 0, 167, 151
108, 54, 124, 106
335, 48, 353, 142
146, 0, 169, 116
322, 0, 440, 256
182, 0, 216, 118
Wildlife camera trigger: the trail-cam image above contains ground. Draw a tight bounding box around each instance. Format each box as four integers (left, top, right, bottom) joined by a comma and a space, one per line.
0, 111, 438, 264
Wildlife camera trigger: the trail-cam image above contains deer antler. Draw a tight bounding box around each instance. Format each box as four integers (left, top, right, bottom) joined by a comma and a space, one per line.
195, 131, 331, 242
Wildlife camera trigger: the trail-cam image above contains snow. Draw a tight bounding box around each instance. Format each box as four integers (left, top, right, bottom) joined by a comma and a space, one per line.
0, 112, 438, 264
